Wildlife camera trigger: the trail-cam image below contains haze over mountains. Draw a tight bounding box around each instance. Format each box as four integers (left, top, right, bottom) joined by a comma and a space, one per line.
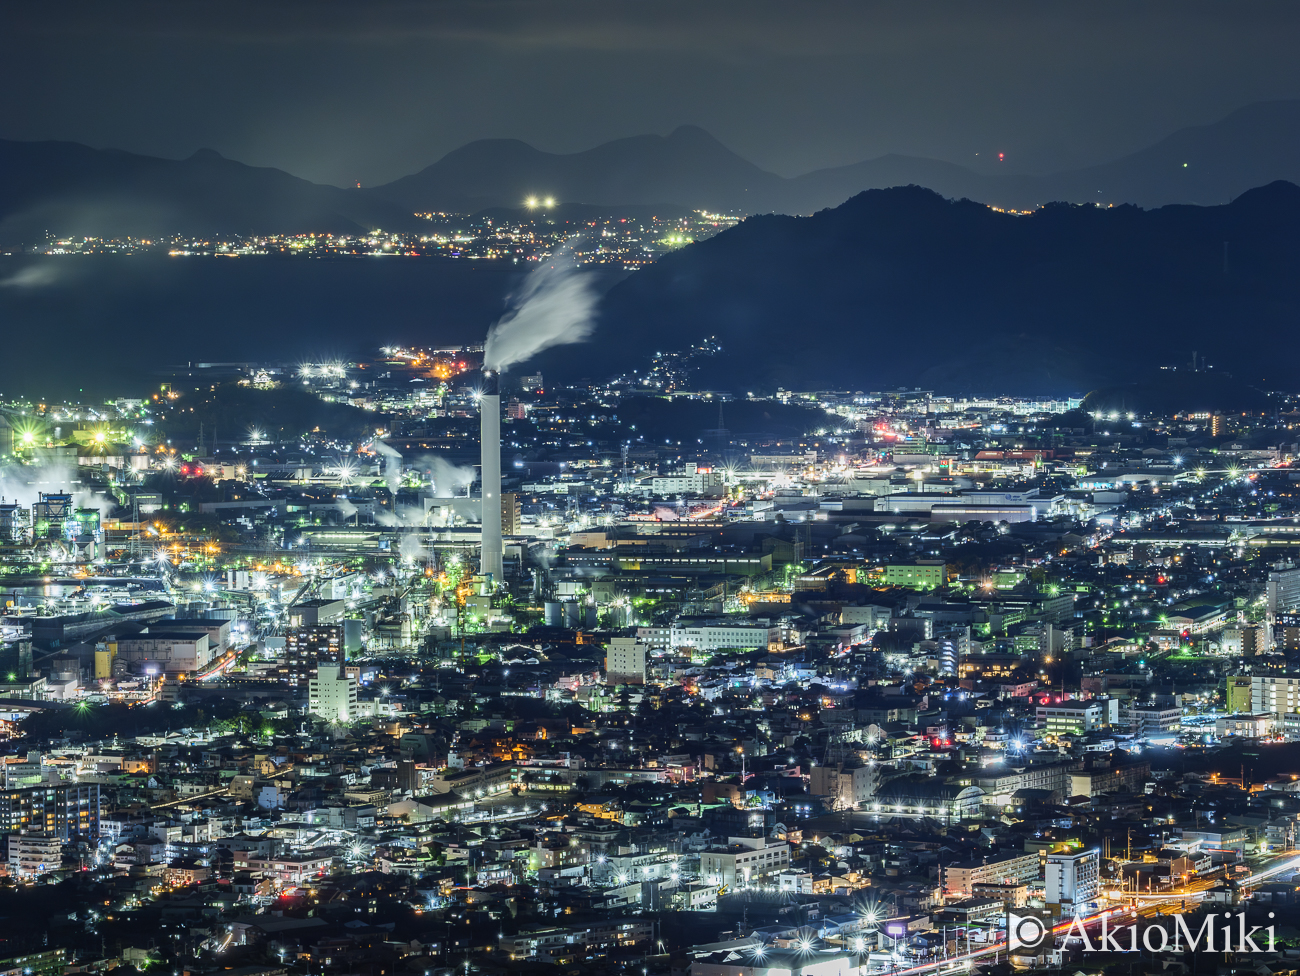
537, 180, 1300, 396
4, 102, 1300, 402
3, 101, 1300, 242
373, 101, 1300, 215
0, 140, 419, 242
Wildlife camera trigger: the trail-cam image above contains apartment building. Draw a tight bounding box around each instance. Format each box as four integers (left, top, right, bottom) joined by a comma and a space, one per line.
943, 851, 1041, 897
1122, 704, 1182, 735
1252, 675, 1300, 720
6, 833, 62, 877
0, 783, 101, 840
1045, 849, 1100, 912
700, 836, 791, 887
604, 637, 647, 684
307, 664, 358, 723
1037, 698, 1118, 736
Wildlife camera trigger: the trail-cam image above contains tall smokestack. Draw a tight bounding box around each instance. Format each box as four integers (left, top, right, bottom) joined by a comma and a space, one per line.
479, 370, 503, 582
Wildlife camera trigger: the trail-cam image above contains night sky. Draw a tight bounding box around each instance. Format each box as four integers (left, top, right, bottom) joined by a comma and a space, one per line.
3, 0, 1300, 187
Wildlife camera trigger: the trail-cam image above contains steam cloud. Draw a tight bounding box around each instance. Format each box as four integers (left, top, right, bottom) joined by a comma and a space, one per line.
427, 457, 476, 498
482, 247, 598, 372
0, 462, 116, 517
73, 489, 117, 519
375, 504, 425, 527
0, 265, 60, 289
369, 439, 403, 492
399, 533, 426, 562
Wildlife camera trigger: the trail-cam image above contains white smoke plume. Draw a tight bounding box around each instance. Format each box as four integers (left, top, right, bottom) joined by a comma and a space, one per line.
426, 457, 477, 498
375, 503, 426, 528
0, 265, 59, 289
396, 504, 426, 524
0, 462, 115, 518
335, 498, 358, 521
399, 532, 426, 562
368, 439, 403, 492
73, 489, 117, 519
0, 463, 72, 508
482, 246, 598, 372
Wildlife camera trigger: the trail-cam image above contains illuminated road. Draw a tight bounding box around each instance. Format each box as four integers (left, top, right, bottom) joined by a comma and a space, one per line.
196, 644, 250, 681
1122, 850, 1300, 911
1241, 852, 1300, 886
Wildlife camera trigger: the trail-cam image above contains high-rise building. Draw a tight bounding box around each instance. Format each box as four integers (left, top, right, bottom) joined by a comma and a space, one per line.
501, 492, 521, 537
308, 664, 358, 723
1045, 849, 1099, 913
1252, 674, 1300, 719
1222, 624, 1268, 656
1226, 676, 1253, 714
935, 628, 968, 676
0, 783, 100, 841
285, 625, 343, 669
7, 833, 63, 877
1268, 568, 1300, 624
1273, 616, 1300, 653
604, 637, 647, 685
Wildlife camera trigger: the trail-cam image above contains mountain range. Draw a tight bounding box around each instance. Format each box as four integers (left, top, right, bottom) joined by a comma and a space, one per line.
375, 107, 1300, 214
0, 141, 417, 242
533, 180, 1300, 397
280, 99, 1300, 213
3, 101, 1300, 241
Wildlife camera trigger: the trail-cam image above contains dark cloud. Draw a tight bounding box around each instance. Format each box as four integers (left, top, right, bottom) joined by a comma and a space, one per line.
2, 0, 1299, 186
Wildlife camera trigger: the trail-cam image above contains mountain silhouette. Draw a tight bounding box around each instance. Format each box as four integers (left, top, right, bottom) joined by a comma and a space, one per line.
370, 125, 782, 213
534, 181, 1300, 394
1033, 101, 1300, 208
3, 101, 1300, 241
0, 140, 418, 242
373, 102, 1300, 213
